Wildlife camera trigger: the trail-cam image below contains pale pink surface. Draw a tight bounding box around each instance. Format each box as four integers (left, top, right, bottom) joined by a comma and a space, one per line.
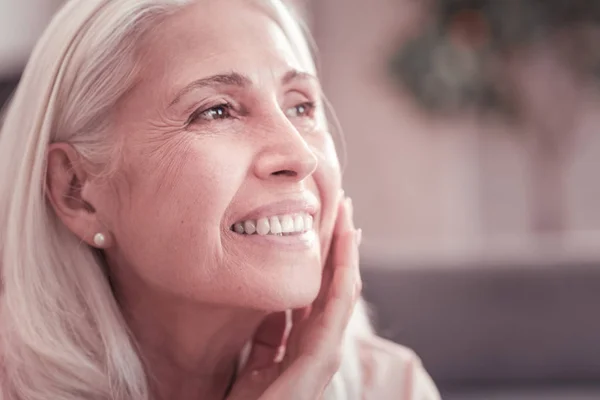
358, 335, 440, 400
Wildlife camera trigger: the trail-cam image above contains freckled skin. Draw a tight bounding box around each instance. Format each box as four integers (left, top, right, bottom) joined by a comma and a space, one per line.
88, 0, 343, 312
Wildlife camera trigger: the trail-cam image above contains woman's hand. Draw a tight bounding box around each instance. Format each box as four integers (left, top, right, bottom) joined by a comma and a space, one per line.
227, 196, 362, 400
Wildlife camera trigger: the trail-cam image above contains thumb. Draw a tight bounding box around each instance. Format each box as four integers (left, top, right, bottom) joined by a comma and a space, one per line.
227, 365, 280, 400
228, 311, 287, 400
244, 311, 287, 372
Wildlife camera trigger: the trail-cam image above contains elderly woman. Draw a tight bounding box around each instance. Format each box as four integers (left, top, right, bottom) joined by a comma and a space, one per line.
0, 0, 439, 399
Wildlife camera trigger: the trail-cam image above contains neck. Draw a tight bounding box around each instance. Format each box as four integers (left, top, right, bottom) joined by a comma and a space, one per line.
116, 284, 267, 400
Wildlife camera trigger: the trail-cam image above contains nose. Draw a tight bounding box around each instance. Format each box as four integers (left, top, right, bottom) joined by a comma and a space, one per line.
253, 115, 318, 182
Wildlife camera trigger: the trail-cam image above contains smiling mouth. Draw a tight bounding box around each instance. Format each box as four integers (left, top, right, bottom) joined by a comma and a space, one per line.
230, 212, 314, 236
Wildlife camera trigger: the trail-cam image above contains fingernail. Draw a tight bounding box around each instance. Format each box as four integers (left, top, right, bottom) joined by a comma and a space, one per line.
356, 229, 362, 246
347, 198, 355, 225
251, 369, 261, 381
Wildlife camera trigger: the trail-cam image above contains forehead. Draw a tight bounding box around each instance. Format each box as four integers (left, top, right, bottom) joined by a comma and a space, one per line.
140, 0, 304, 88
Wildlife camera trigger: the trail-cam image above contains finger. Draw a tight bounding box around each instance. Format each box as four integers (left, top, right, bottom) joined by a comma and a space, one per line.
355, 228, 363, 284
328, 228, 360, 306
340, 199, 360, 290
281, 199, 361, 376
292, 201, 360, 359
292, 306, 311, 326
347, 195, 354, 221
314, 198, 356, 313
321, 202, 361, 337
283, 305, 313, 361
332, 198, 356, 269
227, 364, 280, 400
284, 200, 353, 360
312, 198, 349, 312
244, 312, 287, 372
290, 228, 359, 368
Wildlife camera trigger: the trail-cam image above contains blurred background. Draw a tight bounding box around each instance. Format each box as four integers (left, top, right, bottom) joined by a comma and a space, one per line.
1, 0, 600, 399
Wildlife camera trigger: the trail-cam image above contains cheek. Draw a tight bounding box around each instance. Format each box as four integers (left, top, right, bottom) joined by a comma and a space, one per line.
112, 140, 247, 280
315, 133, 342, 199
310, 133, 342, 261
126, 136, 244, 216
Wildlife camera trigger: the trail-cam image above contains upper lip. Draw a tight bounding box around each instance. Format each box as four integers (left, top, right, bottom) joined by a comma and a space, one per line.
231, 193, 320, 225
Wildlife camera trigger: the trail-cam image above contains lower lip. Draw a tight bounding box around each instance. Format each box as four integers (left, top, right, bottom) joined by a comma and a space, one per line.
234, 230, 318, 250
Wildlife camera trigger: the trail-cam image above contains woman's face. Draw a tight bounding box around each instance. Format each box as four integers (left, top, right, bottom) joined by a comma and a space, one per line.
97, 0, 342, 310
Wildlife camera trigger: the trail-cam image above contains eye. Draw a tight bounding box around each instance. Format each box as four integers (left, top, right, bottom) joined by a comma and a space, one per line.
187, 103, 233, 125
285, 102, 315, 118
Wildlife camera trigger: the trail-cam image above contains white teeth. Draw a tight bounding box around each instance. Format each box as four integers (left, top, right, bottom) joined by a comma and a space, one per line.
243, 220, 256, 235
294, 215, 304, 232
234, 223, 245, 234
280, 215, 294, 233
305, 215, 313, 231
256, 218, 270, 236
269, 216, 282, 235
233, 212, 314, 235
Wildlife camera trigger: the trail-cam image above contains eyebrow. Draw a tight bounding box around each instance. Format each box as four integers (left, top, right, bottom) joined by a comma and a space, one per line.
281, 69, 318, 86
169, 69, 319, 107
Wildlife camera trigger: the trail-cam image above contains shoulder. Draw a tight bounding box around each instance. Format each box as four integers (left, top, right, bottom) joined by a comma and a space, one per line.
356, 335, 441, 400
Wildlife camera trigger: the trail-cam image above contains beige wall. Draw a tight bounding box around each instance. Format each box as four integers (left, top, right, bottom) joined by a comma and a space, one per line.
310, 0, 600, 261
2, 0, 598, 261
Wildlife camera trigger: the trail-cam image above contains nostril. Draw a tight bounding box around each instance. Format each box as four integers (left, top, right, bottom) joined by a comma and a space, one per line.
271, 170, 297, 177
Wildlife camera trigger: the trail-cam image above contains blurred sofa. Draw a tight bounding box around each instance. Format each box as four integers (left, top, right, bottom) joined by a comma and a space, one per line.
361, 258, 600, 400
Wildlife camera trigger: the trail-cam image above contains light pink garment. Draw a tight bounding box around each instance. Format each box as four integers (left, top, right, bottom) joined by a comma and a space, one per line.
358, 335, 441, 400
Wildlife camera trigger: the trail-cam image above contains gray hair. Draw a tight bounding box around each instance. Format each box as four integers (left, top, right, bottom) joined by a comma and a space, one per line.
0, 1, 371, 398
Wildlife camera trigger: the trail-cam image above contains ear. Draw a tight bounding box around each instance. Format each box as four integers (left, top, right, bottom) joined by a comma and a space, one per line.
46, 143, 112, 248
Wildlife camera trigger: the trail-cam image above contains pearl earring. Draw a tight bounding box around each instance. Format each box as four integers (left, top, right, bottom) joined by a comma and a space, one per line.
93, 233, 106, 248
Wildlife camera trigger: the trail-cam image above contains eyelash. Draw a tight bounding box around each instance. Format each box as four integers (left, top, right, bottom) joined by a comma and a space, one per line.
186, 103, 234, 125
286, 101, 316, 119
186, 101, 317, 126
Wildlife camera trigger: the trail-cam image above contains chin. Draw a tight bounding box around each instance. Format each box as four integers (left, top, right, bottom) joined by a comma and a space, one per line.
249, 269, 323, 311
